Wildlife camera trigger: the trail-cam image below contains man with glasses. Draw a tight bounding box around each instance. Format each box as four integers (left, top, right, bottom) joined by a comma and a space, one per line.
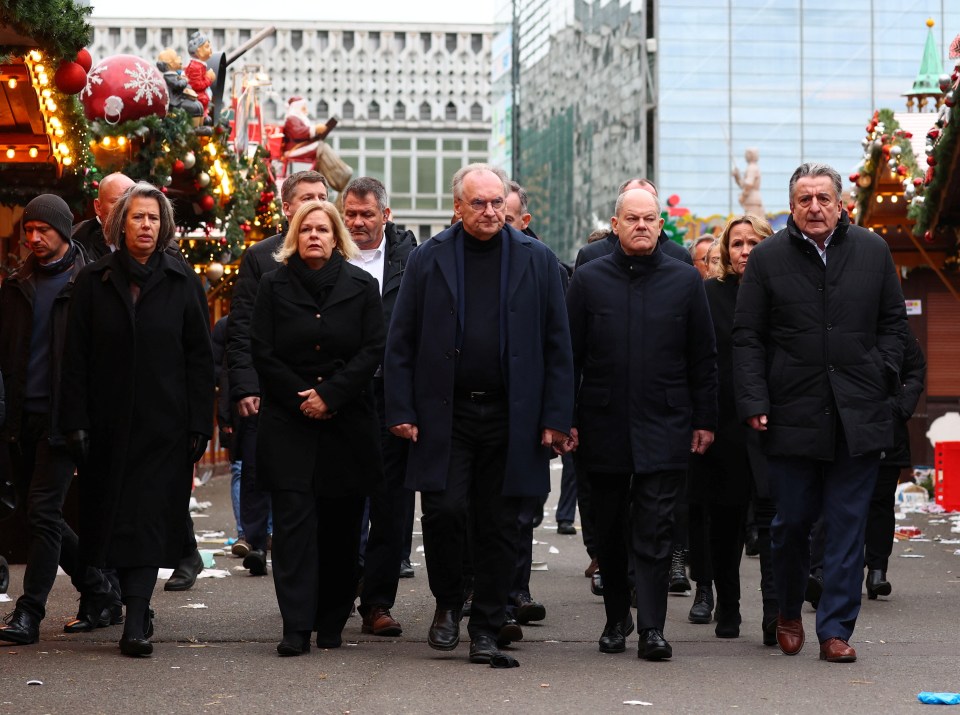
385, 163, 574, 666
733, 162, 908, 663
689, 235, 715, 280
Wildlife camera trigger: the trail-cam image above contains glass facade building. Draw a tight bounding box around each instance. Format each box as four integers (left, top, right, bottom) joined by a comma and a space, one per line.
497, 0, 960, 257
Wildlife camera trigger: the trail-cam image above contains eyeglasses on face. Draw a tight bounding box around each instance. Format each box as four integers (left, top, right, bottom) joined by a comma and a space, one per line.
466, 197, 505, 212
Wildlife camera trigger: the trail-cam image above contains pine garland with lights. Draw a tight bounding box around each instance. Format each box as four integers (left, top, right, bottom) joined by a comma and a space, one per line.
848, 109, 921, 219
0, 0, 91, 65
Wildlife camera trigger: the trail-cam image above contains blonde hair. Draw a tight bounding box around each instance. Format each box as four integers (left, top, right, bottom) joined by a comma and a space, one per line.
273, 200, 359, 264
717, 214, 773, 281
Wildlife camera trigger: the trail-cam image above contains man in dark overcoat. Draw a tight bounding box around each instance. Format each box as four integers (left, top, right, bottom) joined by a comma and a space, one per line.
341, 176, 418, 638
733, 162, 908, 663
71, 173, 135, 260
384, 163, 574, 666
0, 195, 118, 644
567, 187, 717, 660
226, 170, 328, 575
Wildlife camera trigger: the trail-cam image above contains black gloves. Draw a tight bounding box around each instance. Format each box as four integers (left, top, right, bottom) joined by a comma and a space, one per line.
189, 433, 209, 463
66, 430, 90, 467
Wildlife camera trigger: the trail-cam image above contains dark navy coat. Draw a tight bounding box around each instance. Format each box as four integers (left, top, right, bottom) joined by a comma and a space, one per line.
384, 222, 574, 497
567, 242, 718, 474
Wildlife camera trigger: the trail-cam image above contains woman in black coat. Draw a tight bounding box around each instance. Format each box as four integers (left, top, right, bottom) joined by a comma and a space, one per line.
251, 200, 385, 656
60, 183, 214, 657
688, 214, 772, 640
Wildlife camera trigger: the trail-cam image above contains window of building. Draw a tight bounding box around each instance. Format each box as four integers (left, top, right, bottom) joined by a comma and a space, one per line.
368, 101, 380, 120
212, 28, 224, 47
338, 137, 360, 150
392, 156, 411, 193
417, 138, 437, 151
318, 31, 329, 51
471, 34, 483, 53
393, 101, 406, 120
442, 139, 461, 151
392, 138, 411, 151
316, 99, 329, 117
445, 102, 457, 121
394, 32, 406, 52
366, 138, 385, 150
290, 30, 303, 51
417, 157, 437, 195
467, 139, 487, 152
160, 28, 173, 46
470, 102, 483, 121
343, 31, 355, 51
419, 102, 432, 120
446, 33, 458, 52
342, 100, 354, 119
366, 156, 385, 182
421, 32, 432, 52
419, 225, 432, 241
239, 29, 251, 42
368, 31, 380, 51
134, 28, 147, 47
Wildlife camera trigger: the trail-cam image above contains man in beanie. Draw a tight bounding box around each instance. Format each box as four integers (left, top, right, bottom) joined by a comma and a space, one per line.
0, 194, 120, 645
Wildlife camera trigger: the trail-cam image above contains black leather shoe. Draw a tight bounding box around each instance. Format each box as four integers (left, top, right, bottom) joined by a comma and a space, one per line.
277, 631, 311, 656
638, 628, 672, 660
461, 592, 473, 619
590, 571, 604, 597
399, 558, 415, 579
165, 549, 204, 591
64, 606, 110, 633
497, 617, 523, 647
469, 633, 499, 664
557, 521, 577, 535
599, 612, 635, 654
0, 609, 39, 644
119, 635, 153, 657
714, 606, 741, 638
428, 608, 460, 651
242, 549, 268, 576
866, 569, 891, 599
513, 592, 546, 624
688, 583, 714, 624
315, 633, 342, 649
805, 569, 823, 609
668, 549, 691, 593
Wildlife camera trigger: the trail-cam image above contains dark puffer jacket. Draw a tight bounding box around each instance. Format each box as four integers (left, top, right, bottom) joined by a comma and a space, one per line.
882, 330, 925, 467
732, 212, 908, 459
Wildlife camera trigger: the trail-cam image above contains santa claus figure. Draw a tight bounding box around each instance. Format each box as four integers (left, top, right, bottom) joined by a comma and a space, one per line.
185, 30, 216, 119
281, 96, 328, 155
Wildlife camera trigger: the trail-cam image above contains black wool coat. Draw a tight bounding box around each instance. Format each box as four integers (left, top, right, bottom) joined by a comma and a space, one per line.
732, 213, 908, 459
59, 251, 214, 568
567, 243, 718, 474
71, 219, 111, 261
0, 249, 87, 445
251, 258, 385, 495
688, 276, 765, 505
882, 330, 926, 467
384, 222, 574, 497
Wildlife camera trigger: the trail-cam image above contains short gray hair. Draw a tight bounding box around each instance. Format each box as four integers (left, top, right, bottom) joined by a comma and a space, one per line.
104, 181, 176, 253
452, 163, 509, 201
507, 180, 528, 214
788, 162, 842, 201
688, 234, 714, 258
342, 176, 389, 212
614, 187, 662, 217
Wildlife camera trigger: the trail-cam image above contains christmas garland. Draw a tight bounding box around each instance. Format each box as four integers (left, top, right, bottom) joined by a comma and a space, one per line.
0, 0, 91, 65
848, 109, 921, 218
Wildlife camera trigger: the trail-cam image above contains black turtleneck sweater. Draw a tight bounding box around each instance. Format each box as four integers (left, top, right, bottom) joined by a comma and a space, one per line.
455, 232, 503, 392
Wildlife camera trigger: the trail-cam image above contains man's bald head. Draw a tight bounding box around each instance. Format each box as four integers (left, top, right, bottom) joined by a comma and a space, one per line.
95, 173, 136, 226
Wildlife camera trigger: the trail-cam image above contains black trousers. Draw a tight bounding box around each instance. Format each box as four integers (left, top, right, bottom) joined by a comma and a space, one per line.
556, 452, 577, 523
509, 496, 539, 607
688, 501, 712, 585
573, 455, 597, 558
360, 384, 413, 613
236, 414, 272, 551
864, 465, 901, 572
420, 397, 521, 639
271, 488, 365, 636
707, 502, 748, 612
10, 412, 113, 621
752, 492, 778, 620
590, 470, 682, 632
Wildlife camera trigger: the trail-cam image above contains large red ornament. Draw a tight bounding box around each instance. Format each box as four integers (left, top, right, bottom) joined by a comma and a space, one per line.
75, 48, 93, 72
80, 54, 168, 123
199, 194, 215, 211
54, 61, 87, 95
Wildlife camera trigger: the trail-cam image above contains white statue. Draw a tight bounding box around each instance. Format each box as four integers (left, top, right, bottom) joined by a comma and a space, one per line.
731, 148, 765, 216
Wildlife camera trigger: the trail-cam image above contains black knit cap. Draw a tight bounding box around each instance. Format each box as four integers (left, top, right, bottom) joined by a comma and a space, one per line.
22, 194, 73, 244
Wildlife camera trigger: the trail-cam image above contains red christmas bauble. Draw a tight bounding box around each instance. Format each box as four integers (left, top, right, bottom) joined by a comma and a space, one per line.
80, 54, 168, 122
54, 61, 87, 95
173, 159, 185, 173
75, 48, 93, 72
199, 194, 215, 211
924, 230, 933, 243
897, 165, 908, 176
849, 172, 859, 183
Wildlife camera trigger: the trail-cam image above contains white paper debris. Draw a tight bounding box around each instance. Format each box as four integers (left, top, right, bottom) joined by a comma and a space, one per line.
900, 554, 925, 558
0, 594, 11, 603
179, 603, 208, 609
416, 545, 425, 553
531, 561, 549, 571
623, 701, 652, 706
197, 569, 231, 579
158, 568, 174, 579
548, 546, 560, 554
26, 680, 42, 686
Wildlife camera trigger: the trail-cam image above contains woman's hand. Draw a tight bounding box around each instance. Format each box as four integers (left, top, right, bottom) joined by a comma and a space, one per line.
297, 389, 333, 419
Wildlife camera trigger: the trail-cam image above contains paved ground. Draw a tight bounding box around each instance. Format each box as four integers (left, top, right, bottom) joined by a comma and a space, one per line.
1, 462, 959, 715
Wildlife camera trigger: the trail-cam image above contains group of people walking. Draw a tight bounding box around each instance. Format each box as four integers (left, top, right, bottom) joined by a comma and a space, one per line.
0, 159, 918, 669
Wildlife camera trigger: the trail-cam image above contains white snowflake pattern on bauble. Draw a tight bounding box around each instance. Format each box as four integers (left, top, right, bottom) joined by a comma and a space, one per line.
80, 62, 108, 100
123, 61, 165, 106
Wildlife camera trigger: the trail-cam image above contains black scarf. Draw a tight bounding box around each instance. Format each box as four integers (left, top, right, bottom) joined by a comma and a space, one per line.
35, 241, 79, 276
288, 251, 342, 306
118, 247, 162, 287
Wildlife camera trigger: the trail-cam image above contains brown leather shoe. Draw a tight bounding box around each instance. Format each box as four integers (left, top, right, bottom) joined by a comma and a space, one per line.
776, 615, 804, 655
361, 606, 402, 637
819, 637, 856, 662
